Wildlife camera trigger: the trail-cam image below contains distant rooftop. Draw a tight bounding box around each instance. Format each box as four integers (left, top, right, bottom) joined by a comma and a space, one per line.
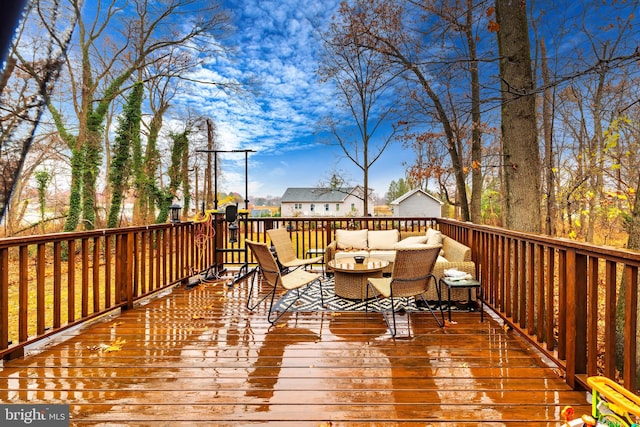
281, 187, 358, 203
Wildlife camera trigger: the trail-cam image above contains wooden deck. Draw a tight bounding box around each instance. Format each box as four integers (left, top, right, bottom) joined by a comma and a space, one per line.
0, 273, 591, 426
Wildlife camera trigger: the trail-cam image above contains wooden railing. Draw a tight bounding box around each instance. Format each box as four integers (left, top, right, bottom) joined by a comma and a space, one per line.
453, 220, 638, 393
216, 216, 436, 266
1, 216, 637, 394
0, 222, 209, 360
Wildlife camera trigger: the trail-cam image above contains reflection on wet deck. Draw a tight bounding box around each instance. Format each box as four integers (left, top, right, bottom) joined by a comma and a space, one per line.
0, 275, 589, 425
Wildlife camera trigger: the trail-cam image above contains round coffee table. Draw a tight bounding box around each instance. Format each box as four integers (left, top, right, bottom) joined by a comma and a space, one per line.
328, 257, 389, 300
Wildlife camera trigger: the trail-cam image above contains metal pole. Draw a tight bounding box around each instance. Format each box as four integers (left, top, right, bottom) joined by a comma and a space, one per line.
214, 151, 218, 210
244, 150, 249, 210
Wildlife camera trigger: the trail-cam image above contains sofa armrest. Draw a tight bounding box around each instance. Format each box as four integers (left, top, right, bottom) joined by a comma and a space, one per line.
325, 241, 337, 267
442, 236, 472, 262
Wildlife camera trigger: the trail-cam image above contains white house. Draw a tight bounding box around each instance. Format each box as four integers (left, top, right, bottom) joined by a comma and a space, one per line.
390, 188, 443, 217
280, 186, 374, 217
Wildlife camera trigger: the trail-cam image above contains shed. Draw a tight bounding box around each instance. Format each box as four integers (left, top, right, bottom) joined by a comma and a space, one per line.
390, 188, 443, 217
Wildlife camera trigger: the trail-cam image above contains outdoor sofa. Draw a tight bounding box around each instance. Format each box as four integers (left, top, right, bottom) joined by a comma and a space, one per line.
324, 228, 476, 301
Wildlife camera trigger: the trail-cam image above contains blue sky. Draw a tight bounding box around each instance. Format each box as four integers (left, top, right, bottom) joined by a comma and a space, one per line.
175, 0, 415, 200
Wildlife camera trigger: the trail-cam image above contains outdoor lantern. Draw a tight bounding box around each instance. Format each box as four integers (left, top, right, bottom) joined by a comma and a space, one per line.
169, 203, 182, 223
228, 221, 239, 243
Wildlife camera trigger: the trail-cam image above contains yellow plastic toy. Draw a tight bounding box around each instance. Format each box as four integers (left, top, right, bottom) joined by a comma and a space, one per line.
561, 376, 640, 427
588, 376, 640, 427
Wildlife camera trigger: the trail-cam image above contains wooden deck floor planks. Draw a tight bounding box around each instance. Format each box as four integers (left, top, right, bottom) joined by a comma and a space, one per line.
0, 276, 591, 425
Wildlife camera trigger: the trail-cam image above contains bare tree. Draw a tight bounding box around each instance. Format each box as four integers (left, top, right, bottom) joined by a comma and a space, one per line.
0, 0, 77, 223
24, 0, 231, 231
318, 4, 400, 216
334, 0, 494, 222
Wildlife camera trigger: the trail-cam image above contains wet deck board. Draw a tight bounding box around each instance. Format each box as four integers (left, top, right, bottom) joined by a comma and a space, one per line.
0, 277, 590, 425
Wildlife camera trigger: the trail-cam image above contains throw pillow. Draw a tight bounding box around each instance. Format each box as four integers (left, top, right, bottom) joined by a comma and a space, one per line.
426, 228, 443, 246
425, 228, 445, 256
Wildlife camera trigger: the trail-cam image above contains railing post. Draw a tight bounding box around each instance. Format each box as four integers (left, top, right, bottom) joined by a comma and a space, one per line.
623, 264, 638, 391
118, 231, 134, 310
565, 248, 587, 388
0, 247, 8, 354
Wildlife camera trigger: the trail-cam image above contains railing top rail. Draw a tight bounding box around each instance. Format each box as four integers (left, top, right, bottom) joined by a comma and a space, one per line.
439, 218, 640, 264
0, 222, 187, 247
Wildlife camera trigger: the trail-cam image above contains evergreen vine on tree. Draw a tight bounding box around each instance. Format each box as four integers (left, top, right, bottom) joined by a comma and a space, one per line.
156, 130, 189, 224
107, 82, 143, 228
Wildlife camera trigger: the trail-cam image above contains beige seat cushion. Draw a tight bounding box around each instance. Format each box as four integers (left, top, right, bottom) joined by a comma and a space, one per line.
368, 250, 396, 264
335, 250, 368, 260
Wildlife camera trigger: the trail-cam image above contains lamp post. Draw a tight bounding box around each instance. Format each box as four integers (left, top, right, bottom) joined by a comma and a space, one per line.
228, 221, 239, 243
169, 203, 182, 223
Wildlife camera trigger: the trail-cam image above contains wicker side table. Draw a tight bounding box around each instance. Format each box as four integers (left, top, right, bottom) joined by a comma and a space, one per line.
328, 257, 389, 300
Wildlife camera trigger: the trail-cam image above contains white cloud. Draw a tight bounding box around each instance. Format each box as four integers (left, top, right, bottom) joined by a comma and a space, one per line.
170, 0, 359, 196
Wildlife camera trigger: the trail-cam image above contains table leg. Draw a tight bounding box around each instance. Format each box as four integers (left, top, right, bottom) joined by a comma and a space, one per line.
447, 285, 452, 321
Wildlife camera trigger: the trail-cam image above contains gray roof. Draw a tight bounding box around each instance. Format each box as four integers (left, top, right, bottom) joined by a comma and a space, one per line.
281, 187, 356, 203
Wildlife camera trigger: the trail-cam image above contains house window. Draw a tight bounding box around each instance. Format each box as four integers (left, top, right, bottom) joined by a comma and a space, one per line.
294, 203, 302, 210
351, 203, 355, 211
336, 204, 340, 211
310, 204, 315, 212
324, 204, 329, 212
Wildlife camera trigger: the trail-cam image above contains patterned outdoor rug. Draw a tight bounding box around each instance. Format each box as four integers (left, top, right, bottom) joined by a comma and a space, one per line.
273, 276, 442, 313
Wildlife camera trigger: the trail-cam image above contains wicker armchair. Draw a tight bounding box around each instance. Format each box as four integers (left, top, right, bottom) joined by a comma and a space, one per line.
246, 240, 323, 324
267, 228, 323, 272
367, 246, 445, 336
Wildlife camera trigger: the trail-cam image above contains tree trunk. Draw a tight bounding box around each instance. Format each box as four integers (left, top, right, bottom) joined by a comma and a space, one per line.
540, 37, 557, 236
620, 170, 640, 383
495, 0, 541, 233
466, 0, 482, 224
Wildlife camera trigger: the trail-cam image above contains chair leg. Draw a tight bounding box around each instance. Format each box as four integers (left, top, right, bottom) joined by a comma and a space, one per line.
419, 294, 444, 327
266, 283, 282, 324
423, 274, 444, 327
365, 284, 371, 312
389, 295, 397, 337
247, 268, 276, 312
267, 278, 321, 325
366, 283, 398, 336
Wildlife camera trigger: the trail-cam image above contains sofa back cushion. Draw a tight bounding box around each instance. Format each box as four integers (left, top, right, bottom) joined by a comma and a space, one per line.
336, 229, 369, 250
367, 229, 400, 250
